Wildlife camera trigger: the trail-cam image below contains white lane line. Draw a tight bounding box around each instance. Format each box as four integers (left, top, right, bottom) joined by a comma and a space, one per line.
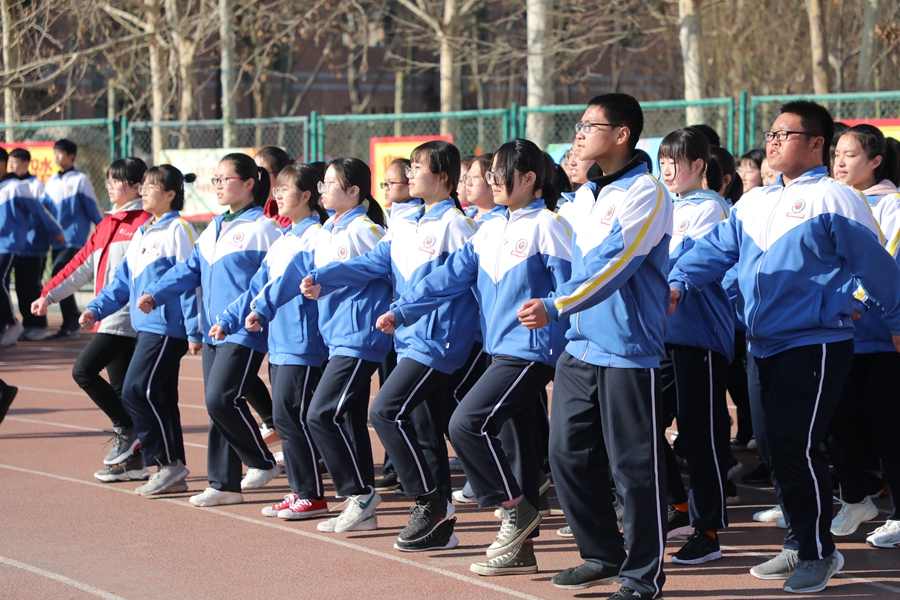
4, 417, 208, 450
0, 554, 129, 600
16, 386, 208, 411
0, 464, 544, 600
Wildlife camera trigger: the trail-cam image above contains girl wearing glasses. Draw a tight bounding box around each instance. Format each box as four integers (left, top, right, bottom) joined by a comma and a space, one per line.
383, 158, 414, 214
35, 158, 151, 480
255, 146, 294, 230
828, 124, 900, 549
78, 165, 200, 494
210, 163, 331, 520
250, 157, 391, 533
137, 153, 283, 508
301, 142, 476, 549
380, 139, 571, 575
463, 154, 501, 222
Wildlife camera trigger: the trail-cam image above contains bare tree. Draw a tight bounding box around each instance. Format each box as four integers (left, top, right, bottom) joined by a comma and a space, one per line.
807, 0, 830, 93
678, 0, 703, 123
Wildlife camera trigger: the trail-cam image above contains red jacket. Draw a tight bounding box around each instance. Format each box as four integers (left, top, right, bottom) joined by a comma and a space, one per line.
43, 199, 152, 336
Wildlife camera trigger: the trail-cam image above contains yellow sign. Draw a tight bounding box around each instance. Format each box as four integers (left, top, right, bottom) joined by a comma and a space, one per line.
0, 141, 57, 182
369, 135, 453, 207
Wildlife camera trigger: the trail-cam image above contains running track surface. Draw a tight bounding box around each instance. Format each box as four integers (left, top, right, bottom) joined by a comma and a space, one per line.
2, 320, 898, 600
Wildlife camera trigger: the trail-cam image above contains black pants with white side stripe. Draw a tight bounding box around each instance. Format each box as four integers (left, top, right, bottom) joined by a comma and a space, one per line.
307, 355, 380, 497
752, 340, 853, 561
121, 332, 187, 467
549, 351, 666, 599
0, 253, 17, 327
449, 355, 554, 516
202, 343, 275, 492
661, 344, 730, 530
270, 363, 324, 499
370, 358, 451, 498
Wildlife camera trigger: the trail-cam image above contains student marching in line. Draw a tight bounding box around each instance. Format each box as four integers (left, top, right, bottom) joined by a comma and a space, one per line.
303, 142, 477, 550
463, 153, 501, 221
518, 93, 673, 600
669, 101, 900, 594
8, 148, 61, 342
252, 157, 391, 533
211, 163, 330, 520
657, 128, 733, 565
0, 151, 37, 347
34, 158, 151, 476
829, 124, 900, 548
40, 139, 102, 339
80, 165, 200, 493
137, 153, 283, 508
382, 138, 572, 573
738, 148, 766, 196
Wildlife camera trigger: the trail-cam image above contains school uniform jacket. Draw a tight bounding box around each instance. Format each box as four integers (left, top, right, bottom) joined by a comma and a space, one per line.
145, 206, 282, 352
0, 176, 38, 255
88, 211, 200, 341
540, 158, 674, 369
852, 182, 900, 354
392, 198, 572, 367
41, 168, 102, 250
217, 216, 328, 367
669, 167, 900, 358
42, 200, 150, 336
666, 189, 734, 361
310, 199, 477, 374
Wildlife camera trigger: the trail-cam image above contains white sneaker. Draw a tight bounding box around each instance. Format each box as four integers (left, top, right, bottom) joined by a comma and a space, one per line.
317, 514, 378, 533
334, 487, 381, 533
866, 520, 900, 548
831, 496, 879, 536
240, 465, 281, 489
777, 517, 787, 529
753, 505, 784, 522
452, 488, 477, 503
0, 323, 24, 347
747, 438, 758, 450
189, 487, 244, 507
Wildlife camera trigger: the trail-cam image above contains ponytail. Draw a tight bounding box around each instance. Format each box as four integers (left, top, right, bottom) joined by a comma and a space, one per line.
363, 194, 388, 229
329, 157, 387, 229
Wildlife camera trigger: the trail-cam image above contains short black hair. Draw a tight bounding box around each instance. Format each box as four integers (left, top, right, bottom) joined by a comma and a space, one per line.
53, 139, 77, 156
779, 100, 833, 163
586, 93, 644, 151
255, 146, 293, 177
8, 148, 30, 162
107, 157, 148, 185
740, 148, 765, 169
0, 148, 7, 163
690, 124, 721, 147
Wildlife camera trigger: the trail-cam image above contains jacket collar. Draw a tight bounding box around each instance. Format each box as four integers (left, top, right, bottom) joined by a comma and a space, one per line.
141, 210, 180, 233
775, 165, 828, 187
404, 198, 457, 222
325, 204, 367, 232
503, 198, 547, 221
109, 199, 144, 216
590, 153, 650, 198
286, 215, 322, 238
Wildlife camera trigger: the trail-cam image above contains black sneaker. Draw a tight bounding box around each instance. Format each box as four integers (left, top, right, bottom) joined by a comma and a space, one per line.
374, 470, 400, 491
742, 463, 771, 484
48, 328, 78, 340
667, 505, 692, 539
607, 587, 654, 599
0, 383, 18, 425
470, 539, 537, 576
394, 517, 459, 552
93, 451, 150, 482
487, 499, 541, 558
671, 530, 722, 564
730, 436, 751, 451
398, 499, 447, 542
552, 563, 622, 589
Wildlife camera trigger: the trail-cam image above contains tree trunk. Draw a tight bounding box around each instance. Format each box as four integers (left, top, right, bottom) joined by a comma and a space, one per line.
678, 0, 704, 124
857, 0, 878, 91
806, 0, 830, 94
219, 0, 236, 147
164, 0, 198, 148
1, 0, 18, 142
394, 68, 404, 137
439, 0, 460, 136
526, 0, 548, 148
145, 0, 166, 163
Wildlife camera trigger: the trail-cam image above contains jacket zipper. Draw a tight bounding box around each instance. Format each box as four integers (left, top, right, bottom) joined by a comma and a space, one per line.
748, 187, 785, 354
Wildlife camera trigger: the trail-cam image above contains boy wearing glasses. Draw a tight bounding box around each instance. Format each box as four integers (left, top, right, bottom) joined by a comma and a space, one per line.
669, 100, 900, 594
41, 139, 102, 338
519, 93, 673, 600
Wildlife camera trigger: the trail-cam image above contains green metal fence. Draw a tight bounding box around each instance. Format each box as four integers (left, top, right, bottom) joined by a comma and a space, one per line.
519, 98, 737, 154
311, 109, 511, 161
746, 91, 900, 155
127, 116, 309, 165
1, 119, 116, 210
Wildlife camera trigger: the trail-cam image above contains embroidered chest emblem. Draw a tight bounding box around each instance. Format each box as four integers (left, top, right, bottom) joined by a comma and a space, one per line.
419, 234, 437, 255
336, 245, 349, 261
787, 199, 807, 219
676, 219, 690, 235
511, 238, 528, 257
229, 231, 245, 248
601, 203, 616, 225
143, 240, 161, 256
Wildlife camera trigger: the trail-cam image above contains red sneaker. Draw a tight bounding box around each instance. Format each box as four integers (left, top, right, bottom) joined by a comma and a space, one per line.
278, 497, 328, 520
262, 493, 298, 517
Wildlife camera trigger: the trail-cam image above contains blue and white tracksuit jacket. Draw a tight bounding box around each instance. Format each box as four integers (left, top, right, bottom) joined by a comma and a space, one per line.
88, 211, 201, 341
666, 189, 734, 361
0, 176, 36, 255
853, 186, 900, 354
17, 174, 61, 258
144, 206, 282, 352
392, 198, 573, 366
310, 199, 478, 374
540, 162, 674, 369
460, 203, 503, 345
216, 216, 328, 367
669, 167, 900, 358
250, 204, 392, 363
41, 168, 102, 251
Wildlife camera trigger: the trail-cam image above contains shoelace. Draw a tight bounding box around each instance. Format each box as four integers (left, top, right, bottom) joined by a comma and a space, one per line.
835, 502, 854, 521
290, 498, 314, 510
101, 430, 126, 453
496, 507, 516, 541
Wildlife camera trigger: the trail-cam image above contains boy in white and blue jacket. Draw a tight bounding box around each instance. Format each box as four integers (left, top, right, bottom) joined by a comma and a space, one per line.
41, 139, 101, 337
669, 101, 900, 593
0, 169, 35, 343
